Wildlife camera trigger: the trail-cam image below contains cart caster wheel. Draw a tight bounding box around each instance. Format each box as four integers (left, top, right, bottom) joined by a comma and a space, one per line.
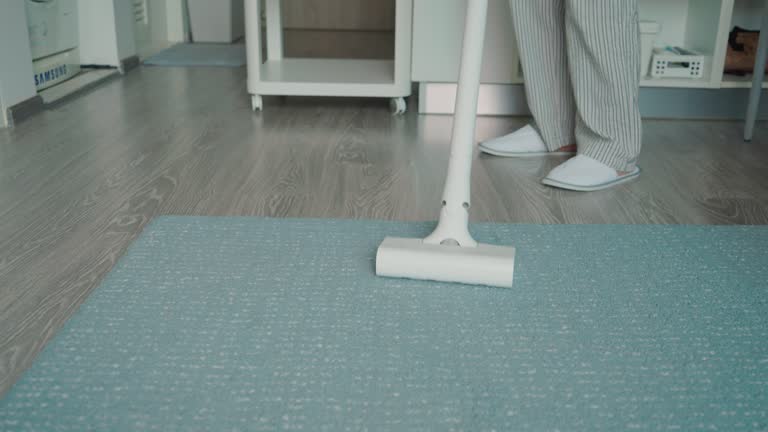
390, 97, 407, 115
251, 95, 263, 112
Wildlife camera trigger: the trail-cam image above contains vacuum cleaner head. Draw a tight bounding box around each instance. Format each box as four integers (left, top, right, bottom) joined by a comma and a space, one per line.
375, 0, 514, 289
376, 237, 515, 288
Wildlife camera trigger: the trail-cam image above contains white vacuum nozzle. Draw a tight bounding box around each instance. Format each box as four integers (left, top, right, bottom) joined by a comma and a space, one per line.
376, 237, 515, 288
375, 0, 515, 289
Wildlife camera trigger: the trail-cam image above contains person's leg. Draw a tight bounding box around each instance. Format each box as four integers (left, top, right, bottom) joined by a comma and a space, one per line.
480, 0, 576, 156
564, 0, 642, 173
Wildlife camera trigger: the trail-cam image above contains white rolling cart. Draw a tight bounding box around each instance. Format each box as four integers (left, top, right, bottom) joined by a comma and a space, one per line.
244, 0, 413, 113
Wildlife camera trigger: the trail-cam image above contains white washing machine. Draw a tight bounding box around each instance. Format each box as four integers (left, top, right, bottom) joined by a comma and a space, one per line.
26, 0, 81, 91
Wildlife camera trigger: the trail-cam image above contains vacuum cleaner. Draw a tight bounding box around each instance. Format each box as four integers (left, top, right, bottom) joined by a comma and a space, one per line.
376, 0, 516, 288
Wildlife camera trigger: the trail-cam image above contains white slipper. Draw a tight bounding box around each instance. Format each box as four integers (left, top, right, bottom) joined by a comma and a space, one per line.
541, 155, 641, 191
479, 125, 575, 157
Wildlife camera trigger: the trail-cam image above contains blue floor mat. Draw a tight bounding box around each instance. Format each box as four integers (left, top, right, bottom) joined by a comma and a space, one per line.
1, 217, 766, 431
143, 43, 246, 67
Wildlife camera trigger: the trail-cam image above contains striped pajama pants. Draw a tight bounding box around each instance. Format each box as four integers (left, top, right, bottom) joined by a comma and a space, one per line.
509, 0, 643, 172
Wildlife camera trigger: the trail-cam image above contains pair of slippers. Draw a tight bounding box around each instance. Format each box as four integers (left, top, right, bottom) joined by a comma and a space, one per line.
479, 125, 640, 192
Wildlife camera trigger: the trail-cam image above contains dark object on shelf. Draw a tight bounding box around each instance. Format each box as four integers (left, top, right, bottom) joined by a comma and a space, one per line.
725, 26, 768, 75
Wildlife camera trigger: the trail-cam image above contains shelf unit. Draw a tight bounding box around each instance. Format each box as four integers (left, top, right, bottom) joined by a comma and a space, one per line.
639, 0, 731, 89
245, 0, 413, 112
639, 0, 768, 90
411, 0, 768, 115
412, 0, 767, 91
721, 73, 768, 88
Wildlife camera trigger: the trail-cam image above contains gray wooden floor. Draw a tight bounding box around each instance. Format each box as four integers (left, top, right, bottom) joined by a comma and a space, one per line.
1, 66, 767, 398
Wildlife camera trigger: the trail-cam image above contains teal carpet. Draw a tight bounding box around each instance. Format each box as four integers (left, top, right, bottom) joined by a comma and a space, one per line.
144, 43, 246, 67
1, 217, 767, 431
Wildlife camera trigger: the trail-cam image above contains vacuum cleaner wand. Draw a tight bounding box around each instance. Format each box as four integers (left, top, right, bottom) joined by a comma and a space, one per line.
376, 0, 515, 288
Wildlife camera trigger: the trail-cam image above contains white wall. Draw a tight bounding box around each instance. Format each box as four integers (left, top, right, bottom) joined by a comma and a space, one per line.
187, 0, 244, 42
78, 0, 120, 65
148, 0, 169, 42
134, 0, 186, 56
113, 0, 137, 61
412, 0, 520, 84
78, 0, 136, 66
731, 0, 765, 30
0, 1, 37, 126
638, 0, 690, 48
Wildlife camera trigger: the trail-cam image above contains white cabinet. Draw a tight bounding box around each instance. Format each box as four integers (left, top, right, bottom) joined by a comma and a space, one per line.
26, 0, 79, 60
26, 0, 81, 91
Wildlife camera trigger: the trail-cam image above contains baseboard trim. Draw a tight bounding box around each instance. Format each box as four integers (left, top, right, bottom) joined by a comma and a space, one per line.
120, 55, 141, 73
5, 95, 45, 127
418, 83, 529, 116
418, 82, 768, 120
41, 69, 120, 108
